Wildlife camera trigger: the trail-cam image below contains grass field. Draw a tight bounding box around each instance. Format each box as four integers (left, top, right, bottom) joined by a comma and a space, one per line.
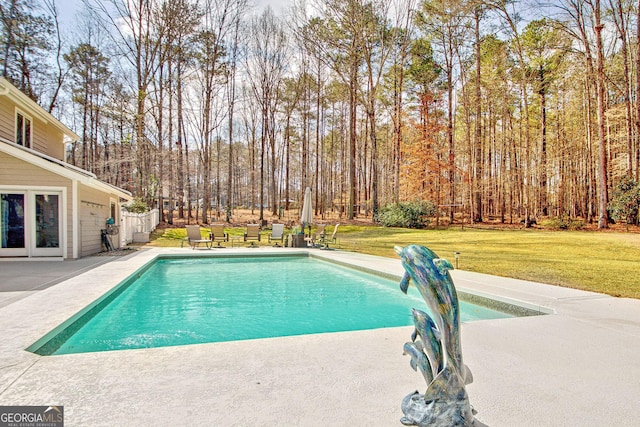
148, 225, 640, 299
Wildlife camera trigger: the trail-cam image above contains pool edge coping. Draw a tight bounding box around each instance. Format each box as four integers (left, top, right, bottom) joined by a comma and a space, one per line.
2, 247, 565, 360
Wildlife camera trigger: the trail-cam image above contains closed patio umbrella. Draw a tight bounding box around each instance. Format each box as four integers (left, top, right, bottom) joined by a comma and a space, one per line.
300, 187, 313, 234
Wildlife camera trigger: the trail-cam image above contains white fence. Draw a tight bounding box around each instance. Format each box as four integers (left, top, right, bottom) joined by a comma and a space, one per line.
120, 208, 160, 245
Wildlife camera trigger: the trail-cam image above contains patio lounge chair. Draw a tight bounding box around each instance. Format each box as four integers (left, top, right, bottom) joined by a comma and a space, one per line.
315, 224, 326, 240
306, 224, 326, 247
269, 223, 285, 246
318, 223, 339, 249
185, 225, 213, 249
210, 223, 229, 247
244, 224, 261, 247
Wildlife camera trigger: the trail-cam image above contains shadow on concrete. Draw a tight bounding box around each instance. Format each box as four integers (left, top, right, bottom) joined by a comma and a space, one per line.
0, 254, 134, 308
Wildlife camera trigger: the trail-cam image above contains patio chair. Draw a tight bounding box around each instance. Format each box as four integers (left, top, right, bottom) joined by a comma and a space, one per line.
269, 223, 285, 246
305, 224, 326, 247
318, 223, 339, 249
209, 223, 229, 247
244, 224, 261, 247
185, 225, 213, 249
315, 224, 326, 240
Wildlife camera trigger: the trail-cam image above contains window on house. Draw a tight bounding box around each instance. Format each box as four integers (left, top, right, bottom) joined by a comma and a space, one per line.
16, 112, 32, 148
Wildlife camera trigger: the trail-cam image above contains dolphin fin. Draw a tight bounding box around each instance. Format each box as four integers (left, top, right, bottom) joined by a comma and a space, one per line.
399, 272, 411, 294
433, 258, 454, 275
463, 364, 473, 385
423, 366, 466, 403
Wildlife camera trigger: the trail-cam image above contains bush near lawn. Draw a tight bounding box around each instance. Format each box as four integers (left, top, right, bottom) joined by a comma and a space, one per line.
377, 201, 436, 228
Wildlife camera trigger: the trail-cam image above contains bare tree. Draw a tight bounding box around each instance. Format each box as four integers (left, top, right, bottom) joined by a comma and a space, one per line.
42, 0, 66, 113
389, 0, 416, 205
64, 43, 110, 171
300, 0, 368, 219
418, 0, 465, 222
588, 0, 610, 228
0, 0, 55, 102
226, 0, 249, 220
245, 7, 288, 221
88, 0, 164, 204
609, 0, 634, 176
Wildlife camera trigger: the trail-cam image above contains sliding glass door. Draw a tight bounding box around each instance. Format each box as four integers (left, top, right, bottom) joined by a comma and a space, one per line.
0, 193, 27, 256
0, 191, 62, 257
33, 193, 62, 256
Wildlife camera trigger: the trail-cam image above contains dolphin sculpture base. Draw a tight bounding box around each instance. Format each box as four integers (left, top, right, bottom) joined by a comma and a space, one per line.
400, 365, 474, 426
400, 390, 474, 427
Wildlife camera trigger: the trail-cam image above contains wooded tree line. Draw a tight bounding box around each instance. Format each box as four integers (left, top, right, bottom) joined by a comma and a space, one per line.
2, 0, 640, 227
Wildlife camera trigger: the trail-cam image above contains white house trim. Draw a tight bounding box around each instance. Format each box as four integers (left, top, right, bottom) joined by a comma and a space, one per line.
73, 179, 78, 259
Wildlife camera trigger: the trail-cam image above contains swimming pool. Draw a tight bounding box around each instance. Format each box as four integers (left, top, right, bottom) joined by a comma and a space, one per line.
30, 255, 513, 355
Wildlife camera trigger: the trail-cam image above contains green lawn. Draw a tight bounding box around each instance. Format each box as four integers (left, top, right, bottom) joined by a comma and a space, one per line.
149, 225, 640, 299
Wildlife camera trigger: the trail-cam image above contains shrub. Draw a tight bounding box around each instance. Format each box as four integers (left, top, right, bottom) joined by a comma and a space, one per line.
377, 200, 436, 228
539, 216, 585, 230
124, 197, 150, 214
609, 177, 640, 226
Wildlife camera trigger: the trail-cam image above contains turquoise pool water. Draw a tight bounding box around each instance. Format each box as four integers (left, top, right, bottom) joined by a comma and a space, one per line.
35, 256, 512, 355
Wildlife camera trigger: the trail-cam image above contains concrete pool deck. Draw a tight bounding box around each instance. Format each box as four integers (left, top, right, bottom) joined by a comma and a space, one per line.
1, 247, 639, 426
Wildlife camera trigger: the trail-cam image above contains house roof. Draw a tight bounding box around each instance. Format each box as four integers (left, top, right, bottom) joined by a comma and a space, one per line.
0, 76, 80, 142
0, 138, 132, 201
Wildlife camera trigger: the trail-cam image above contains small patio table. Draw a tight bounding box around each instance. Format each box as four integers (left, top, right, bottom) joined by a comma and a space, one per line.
230, 236, 243, 247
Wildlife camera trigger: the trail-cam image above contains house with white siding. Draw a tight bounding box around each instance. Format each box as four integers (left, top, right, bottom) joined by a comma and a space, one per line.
0, 77, 132, 259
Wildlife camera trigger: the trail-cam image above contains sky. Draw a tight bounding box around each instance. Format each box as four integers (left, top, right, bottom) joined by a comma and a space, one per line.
55, 0, 293, 26
56, 0, 83, 26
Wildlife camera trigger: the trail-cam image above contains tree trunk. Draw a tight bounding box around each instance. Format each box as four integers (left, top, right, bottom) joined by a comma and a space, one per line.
636, 0, 640, 180
177, 60, 185, 220
348, 59, 358, 220
594, 0, 609, 228
285, 112, 291, 211
315, 59, 321, 215
540, 88, 548, 216
446, 33, 455, 223
473, 8, 483, 222
167, 60, 174, 225
156, 60, 164, 218
259, 105, 266, 221
393, 61, 402, 204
